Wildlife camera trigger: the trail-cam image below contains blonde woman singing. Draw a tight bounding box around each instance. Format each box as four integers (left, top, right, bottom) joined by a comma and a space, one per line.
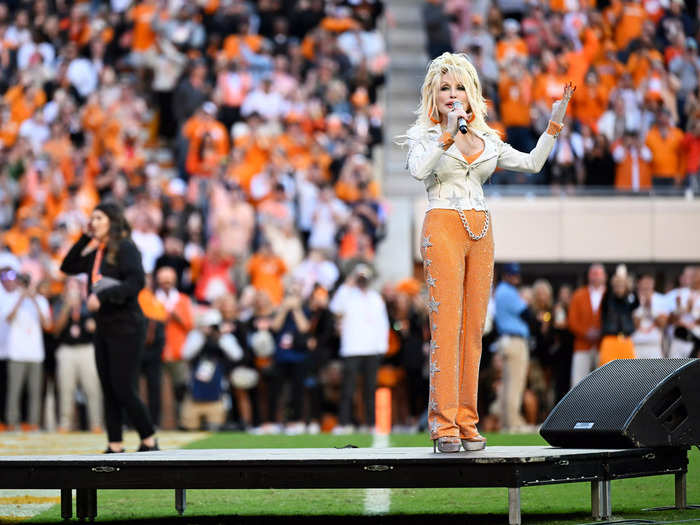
401, 53, 574, 453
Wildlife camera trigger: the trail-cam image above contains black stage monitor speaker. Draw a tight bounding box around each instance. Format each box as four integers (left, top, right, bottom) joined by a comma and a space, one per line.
540, 358, 700, 448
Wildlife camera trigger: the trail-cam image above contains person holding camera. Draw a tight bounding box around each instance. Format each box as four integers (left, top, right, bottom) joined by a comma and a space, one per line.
0, 269, 50, 431
52, 276, 102, 433
60, 202, 158, 452
329, 264, 389, 434
269, 280, 311, 435
181, 308, 244, 430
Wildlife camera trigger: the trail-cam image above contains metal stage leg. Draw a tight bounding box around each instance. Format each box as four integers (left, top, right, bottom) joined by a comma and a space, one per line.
592, 480, 612, 520
676, 473, 687, 509
86, 489, 97, 521
60, 489, 72, 520
508, 487, 521, 525
601, 480, 611, 519
76, 489, 97, 522
76, 489, 87, 520
592, 481, 600, 520
175, 489, 187, 515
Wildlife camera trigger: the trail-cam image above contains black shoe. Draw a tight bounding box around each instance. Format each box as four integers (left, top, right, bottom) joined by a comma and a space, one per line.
137, 439, 159, 452
104, 447, 125, 454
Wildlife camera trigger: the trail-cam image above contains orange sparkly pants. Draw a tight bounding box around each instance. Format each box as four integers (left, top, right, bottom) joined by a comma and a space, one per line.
421, 209, 494, 440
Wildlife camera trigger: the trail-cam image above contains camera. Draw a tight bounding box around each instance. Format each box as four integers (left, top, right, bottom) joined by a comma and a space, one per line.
0, 269, 16, 282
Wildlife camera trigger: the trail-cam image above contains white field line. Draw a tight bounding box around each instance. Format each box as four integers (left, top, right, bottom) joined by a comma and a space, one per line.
363, 432, 391, 515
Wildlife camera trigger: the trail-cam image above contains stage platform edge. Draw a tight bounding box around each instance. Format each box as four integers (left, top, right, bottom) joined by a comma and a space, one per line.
0, 445, 691, 524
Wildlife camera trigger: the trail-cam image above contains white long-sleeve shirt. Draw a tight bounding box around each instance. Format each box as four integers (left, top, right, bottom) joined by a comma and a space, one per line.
329, 284, 389, 357
405, 123, 557, 212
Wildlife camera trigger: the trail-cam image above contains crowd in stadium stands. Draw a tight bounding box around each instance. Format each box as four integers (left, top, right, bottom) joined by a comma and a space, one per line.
0, 0, 388, 434
425, 0, 700, 191
0, 0, 697, 437
485, 263, 699, 434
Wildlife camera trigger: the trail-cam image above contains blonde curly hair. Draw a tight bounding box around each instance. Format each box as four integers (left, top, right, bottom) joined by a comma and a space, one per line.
401, 52, 499, 142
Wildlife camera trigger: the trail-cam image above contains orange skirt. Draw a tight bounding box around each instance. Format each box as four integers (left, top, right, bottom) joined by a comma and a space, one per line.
598, 335, 635, 367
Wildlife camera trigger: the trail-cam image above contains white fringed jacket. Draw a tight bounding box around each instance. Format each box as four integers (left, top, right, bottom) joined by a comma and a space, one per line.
405, 124, 556, 212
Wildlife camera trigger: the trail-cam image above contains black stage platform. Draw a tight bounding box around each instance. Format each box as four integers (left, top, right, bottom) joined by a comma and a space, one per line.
0, 446, 691, 524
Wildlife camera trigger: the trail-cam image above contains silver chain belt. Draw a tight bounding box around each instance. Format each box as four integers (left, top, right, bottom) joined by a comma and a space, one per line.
456, 208, 489, 240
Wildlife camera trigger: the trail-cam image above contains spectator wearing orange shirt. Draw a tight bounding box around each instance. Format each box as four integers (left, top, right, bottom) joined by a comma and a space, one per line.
612, 130, 652, 190
496, 19, 528, 67
595, 42, 626, 94
614, 0, 647, 51
568, 264, 606, 387
183, 102, 230, 162
186, 132, 226, 179
4, 80, 46, 124
155, 266, 195, 428
246, 239, 288, 306
499, 58, 534, 154
221, 18, 264, 61
645, 107, 685, 187
128, 0, 159, 61
533, 51, 568, 124
4, 208, 43, 257
574, 70, 609, 133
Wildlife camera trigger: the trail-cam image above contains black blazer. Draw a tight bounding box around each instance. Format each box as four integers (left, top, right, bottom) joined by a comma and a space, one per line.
61, 234, 145, 324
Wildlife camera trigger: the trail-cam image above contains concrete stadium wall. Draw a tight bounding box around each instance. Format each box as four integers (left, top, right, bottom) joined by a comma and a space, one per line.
402, 196, 700, 265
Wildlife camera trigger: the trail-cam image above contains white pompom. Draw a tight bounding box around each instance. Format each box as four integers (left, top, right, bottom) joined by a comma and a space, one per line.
230, 366, 259, 389
250, 330, 275, 358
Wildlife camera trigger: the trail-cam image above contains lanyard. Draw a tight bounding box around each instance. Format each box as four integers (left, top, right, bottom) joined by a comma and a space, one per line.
91, 243, 105, 284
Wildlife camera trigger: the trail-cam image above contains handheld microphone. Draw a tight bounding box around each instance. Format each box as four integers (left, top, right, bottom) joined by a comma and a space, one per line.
453, 101, 468, 134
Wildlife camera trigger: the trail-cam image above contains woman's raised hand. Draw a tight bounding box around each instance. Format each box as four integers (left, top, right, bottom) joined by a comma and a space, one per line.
550, 81, 576, 124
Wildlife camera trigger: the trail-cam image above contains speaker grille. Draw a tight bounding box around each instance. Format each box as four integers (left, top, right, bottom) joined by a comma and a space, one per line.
543, 359, 695, 433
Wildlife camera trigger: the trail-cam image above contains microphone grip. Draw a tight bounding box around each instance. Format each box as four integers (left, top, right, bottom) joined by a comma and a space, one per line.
458, 118, 468, 134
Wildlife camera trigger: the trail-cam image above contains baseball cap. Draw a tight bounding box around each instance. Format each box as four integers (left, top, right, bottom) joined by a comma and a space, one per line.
502, 262, 521, 275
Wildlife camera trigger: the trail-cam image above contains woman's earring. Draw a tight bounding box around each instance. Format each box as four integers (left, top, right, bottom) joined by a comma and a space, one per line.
429, 107, 440, 124
466, 111, 475, 123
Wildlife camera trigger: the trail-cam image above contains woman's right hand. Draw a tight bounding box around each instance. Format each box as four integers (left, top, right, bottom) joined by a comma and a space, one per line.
83, 221, 94, 238
445, 105, 469, 136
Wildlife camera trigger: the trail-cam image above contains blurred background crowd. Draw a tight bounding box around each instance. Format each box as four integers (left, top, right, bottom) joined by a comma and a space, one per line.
424, 0, 700, 190
0, 0, 697, 437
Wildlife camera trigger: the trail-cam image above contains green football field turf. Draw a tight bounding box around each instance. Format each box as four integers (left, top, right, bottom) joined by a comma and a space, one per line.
27, 432, 700, 524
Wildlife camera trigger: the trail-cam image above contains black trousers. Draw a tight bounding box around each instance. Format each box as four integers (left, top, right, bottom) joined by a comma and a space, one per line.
339, 355, 381, 426
155, 90, 176, 139
269, 361, 306, 422
94, 318, 154, 442
406, 367, 428, 418
140, 345, 163, 428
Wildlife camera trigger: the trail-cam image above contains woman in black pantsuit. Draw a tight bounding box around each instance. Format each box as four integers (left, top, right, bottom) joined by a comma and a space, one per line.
61, 202, 158, 453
